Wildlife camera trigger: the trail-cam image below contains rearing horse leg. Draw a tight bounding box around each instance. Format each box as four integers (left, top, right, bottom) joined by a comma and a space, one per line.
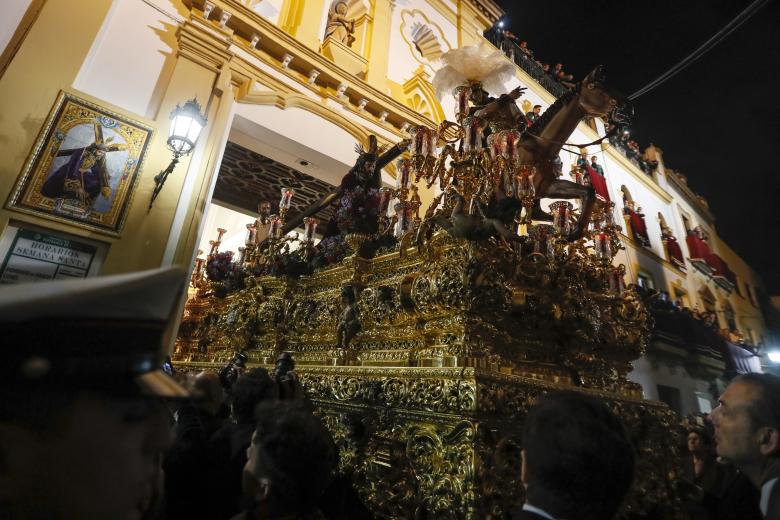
542, 179, 596, 240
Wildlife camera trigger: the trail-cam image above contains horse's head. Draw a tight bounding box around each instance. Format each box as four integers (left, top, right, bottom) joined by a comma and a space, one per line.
578, 66, 633, 129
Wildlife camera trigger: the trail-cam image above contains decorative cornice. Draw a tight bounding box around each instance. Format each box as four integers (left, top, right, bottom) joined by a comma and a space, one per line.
467, 0, 503, 24
178, 18, 233, 73
666, 169, 716, 223
184, 0, 438, 134
604, 144, 673, 204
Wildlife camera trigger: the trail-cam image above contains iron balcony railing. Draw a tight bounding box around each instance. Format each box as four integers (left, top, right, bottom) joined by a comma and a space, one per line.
483, 29, 568, 98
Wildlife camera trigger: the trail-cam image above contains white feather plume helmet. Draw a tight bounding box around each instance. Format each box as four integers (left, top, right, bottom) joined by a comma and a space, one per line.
431, 42, 516, 101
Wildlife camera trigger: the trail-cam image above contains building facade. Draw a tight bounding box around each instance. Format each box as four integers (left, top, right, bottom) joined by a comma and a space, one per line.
0, 0, 769, 414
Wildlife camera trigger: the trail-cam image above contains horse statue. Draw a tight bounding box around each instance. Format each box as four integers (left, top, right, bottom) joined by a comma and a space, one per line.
478, 65, 633, 240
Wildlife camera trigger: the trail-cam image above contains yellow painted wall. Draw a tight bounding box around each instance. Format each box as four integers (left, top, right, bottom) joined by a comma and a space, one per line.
0, 0, 229, 277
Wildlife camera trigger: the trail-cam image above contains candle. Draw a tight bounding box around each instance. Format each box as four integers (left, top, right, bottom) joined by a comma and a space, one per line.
279, 187, 294, 210
396, 158, 411, 190
463, 116, 486, 153
303, 217, 318, 241
594, 232, 611, 259
269, 216, 282, 239
514, 166, 535, 200
487, 133, 502, 160
501, 129, 521, 163
452, 85, 471, 119
394, 202, 410, 237
549, 201, 573, 236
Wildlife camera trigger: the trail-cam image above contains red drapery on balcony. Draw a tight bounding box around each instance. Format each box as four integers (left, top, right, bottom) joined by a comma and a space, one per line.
626, 208, 650, 246
686, 233, 711, 262
708, 253, 727, 278
584, 165, 610, 202
665, 236, 685, 268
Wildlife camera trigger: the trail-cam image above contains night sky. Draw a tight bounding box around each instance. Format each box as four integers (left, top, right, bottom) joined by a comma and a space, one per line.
494, 0, 780, 294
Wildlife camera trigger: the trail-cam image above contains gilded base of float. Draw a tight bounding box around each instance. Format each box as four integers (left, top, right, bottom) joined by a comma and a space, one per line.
175, 362, 685, 519
175, 235, 686, 518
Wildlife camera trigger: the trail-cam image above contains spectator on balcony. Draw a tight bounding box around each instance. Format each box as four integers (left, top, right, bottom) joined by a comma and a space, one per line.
526, 104, 542, 125
576, 150, 590, 171
502, 29, 521, 44
590, 155, 604, 176
518, 40, 533, 58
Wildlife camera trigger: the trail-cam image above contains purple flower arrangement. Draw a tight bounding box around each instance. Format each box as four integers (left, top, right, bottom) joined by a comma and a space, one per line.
205, 251, 236, 281
205, 251, 246, 296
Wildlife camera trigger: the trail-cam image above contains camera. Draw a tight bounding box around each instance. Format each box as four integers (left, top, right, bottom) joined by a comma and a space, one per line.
218, 351, 248, 390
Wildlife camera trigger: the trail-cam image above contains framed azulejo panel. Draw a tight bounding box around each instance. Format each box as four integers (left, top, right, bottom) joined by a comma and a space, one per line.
6, 91, 154, 236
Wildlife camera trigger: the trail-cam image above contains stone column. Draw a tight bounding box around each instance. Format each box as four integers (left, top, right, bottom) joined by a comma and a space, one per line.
279, 0, 328, 51
365, 0, 394, 89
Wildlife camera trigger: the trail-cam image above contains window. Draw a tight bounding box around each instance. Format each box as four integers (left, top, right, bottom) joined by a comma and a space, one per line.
748, 286, 758, 306
723, 303, 736, 331
699, 287, 716, 313
696, 393, 713, 414
657, 385, 682, 415
673, 286, 690, 308
637, 273, 655, 290
734, 277, 742, 297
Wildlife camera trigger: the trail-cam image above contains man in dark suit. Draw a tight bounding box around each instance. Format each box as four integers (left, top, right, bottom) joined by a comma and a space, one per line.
513, 391, 635, 520
711, 374, 780, 520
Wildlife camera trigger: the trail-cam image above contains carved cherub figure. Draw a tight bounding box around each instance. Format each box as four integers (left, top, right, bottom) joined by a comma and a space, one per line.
336, 285, 361, 349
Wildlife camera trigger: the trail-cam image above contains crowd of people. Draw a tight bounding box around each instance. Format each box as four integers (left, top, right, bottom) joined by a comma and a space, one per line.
609, 132, 658, 175
499, 29, 578, 92
1, 268, 779, 520
643, 285, 759, 351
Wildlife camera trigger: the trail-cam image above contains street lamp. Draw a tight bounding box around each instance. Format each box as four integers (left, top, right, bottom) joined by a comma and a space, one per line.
768, 351, 780, 363
149, 98, 207, 209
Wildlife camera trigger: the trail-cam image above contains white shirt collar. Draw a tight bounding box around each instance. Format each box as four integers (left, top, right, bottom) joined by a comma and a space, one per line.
522, 503, 557, 520
761, 478, 778, 517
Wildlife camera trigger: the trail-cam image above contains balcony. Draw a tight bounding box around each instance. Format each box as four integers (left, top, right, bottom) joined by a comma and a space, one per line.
482, 30, 568, 98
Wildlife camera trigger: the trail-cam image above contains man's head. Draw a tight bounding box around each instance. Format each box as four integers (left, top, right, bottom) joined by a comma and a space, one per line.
521, 391, 635, 520
0, 267, 189, 520
554, 63, 562, 70
591, 155, 598, 163
231, 368, 277, 424
711, 374, 780, 475
257, 200, 272, 218
243, 401, 336, 518
192, 370, 225, 415
533, 105, 541, 115
687, 428, 713, 456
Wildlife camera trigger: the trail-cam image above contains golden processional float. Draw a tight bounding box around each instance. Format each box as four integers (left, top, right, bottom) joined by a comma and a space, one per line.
174, 45, 686, 519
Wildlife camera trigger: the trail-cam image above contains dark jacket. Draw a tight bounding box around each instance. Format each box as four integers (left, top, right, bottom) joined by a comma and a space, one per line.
511, 508, 556, 520
703, 464, 763, 520
764, 475, 780, 520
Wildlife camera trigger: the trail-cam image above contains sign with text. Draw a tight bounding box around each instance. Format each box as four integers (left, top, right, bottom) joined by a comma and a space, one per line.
0, 229, 97, 284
